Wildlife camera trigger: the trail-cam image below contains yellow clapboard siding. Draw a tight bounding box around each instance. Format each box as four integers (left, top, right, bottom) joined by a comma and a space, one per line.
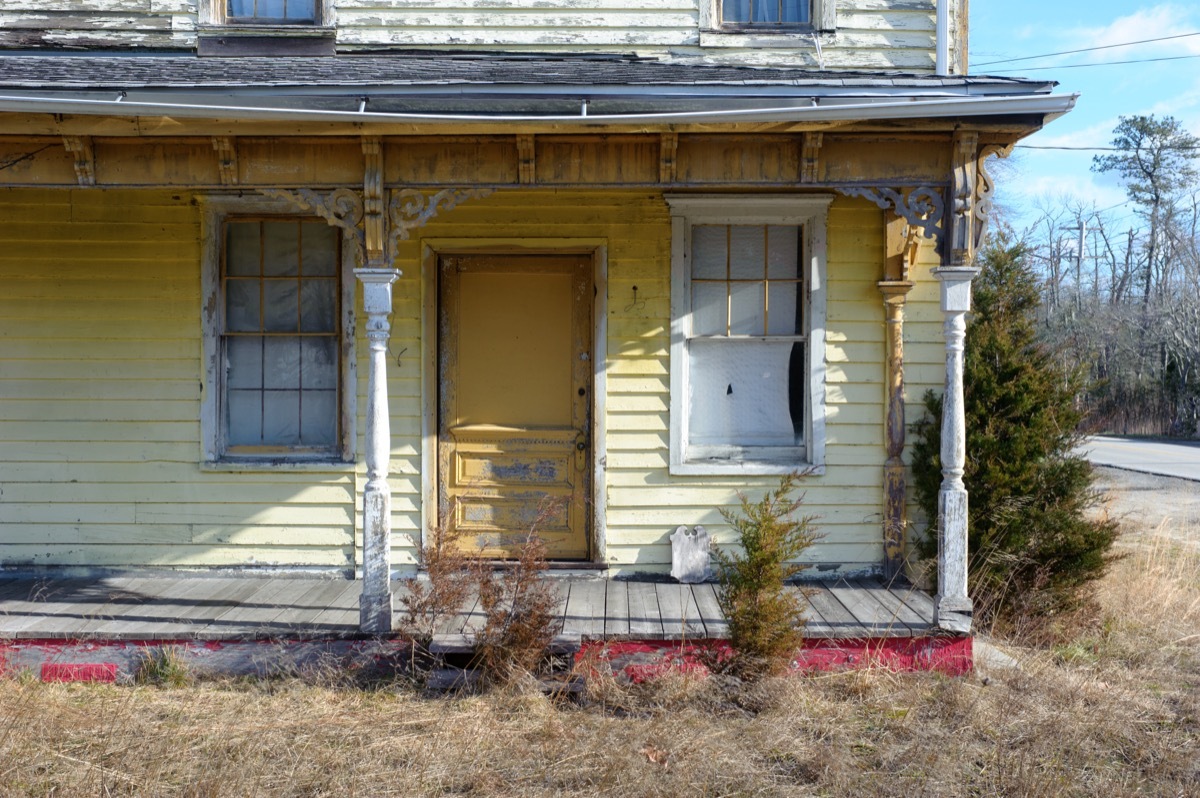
0, 421, 198, 443
0, 462, 357, 485
0, 379, 197, 400
604, 543, 883, 567
0, 400, 197, 422
0, 482, 353, 504
0, 546, 354, 568
605, 464, 885, 488
0, 524, 354, 547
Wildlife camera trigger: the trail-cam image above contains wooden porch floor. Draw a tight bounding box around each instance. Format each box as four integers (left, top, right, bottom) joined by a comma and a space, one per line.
0, 576, 937, 644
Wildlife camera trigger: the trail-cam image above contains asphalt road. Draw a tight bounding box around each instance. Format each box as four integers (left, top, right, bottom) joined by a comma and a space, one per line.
1082, 436, 1200, 482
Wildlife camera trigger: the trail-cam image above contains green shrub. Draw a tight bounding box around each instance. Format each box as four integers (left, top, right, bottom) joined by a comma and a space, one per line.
713, 474, 822, 676
912, 240, 1118, 622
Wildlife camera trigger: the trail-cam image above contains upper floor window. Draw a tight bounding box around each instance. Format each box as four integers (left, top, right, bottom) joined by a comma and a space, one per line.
722, 0, 810, 27
227, 0, 317, 24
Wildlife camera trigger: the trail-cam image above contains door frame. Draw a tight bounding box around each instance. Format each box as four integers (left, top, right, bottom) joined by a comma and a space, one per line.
420, 239, 609, 563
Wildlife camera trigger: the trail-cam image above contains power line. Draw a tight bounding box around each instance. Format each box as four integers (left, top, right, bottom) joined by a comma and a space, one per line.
973, 31, 1200, 67
1011, 53, 1200, 71
1015, 144, 1200, 151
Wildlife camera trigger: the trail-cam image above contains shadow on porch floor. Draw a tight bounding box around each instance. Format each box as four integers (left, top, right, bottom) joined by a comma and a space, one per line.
0, 575, 935, 644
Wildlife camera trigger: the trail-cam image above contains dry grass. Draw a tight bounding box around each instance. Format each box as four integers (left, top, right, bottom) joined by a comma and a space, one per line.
2, 521, 1198, 797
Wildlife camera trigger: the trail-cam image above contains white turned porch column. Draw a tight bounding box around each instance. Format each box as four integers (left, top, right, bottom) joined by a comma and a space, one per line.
932, 265, 979, 633
356, 267, 401, 634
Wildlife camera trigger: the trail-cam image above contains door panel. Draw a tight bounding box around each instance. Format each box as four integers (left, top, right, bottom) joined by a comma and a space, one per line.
438, 253, 592, 559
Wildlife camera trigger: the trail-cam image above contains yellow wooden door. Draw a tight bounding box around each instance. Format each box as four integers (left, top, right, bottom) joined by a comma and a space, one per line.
438, 253, 592, 559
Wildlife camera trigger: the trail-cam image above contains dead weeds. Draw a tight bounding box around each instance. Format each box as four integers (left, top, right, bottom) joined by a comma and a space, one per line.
2, 518, 1198, 796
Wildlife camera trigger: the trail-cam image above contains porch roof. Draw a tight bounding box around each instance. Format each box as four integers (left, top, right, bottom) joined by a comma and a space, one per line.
0, 53, 1075, 127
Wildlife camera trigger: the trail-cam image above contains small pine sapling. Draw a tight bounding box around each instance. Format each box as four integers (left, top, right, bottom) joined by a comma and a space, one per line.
713, 473, 822, 676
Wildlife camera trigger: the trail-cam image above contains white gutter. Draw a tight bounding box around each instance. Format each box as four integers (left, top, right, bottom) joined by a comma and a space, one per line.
0, 92, 1077, 125
936, 0, 951, 76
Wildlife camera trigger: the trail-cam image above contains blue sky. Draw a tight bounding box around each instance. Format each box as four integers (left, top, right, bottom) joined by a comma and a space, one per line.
970, 1, 1200, 227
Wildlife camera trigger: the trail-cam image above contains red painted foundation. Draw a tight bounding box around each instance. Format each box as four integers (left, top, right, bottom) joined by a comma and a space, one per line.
41, 663, 118, 683
577, 636, 973, 682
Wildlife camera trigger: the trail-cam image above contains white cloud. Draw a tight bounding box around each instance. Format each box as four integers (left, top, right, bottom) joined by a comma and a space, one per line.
1068, 4, 1200, 63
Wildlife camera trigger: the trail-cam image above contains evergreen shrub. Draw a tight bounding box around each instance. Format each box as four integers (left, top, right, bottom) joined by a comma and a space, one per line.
912, 241, 1118, 622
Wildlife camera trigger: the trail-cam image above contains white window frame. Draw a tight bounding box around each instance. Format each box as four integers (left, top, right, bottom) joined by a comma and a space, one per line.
199, 196, 357, 467
200, 0, 333, 27
665, 194, 830, 476
699, 0, 834, 48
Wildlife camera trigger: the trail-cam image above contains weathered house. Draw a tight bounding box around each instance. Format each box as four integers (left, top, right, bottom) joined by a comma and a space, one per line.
0, 0, 1073, 636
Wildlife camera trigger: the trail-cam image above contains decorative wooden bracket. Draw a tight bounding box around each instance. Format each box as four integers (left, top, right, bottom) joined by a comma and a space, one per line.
211, 137, 237, 186
388, 187, 494, 252
659, 132, 678, 183
362, 137, 386, 266
839, 186, 944, 249
801, 132, 823, 183
948, 131, 980, 267
62, 136, 95, 187
975, 142, 1014, 254
258, 187, 367, 264
516, 134, 536, 184
259, 184, 493, 268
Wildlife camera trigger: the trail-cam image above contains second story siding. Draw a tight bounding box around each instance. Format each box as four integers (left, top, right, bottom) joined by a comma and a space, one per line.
0, 0, 967, 73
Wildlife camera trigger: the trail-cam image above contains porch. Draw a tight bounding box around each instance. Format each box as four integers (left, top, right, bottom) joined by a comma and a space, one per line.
0, 574, 936, 643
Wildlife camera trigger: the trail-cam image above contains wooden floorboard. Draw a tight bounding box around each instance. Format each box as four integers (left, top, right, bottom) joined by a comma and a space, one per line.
656, 583, 704, 640
692, 582, 728, 638
626, 581, 663, 639
827, 578, 913, 637
0, 575, 940, 643
563, 579, 606, 639
604, 581, 630, 637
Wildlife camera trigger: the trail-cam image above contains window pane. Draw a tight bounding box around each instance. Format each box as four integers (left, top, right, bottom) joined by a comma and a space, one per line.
302, 223, 337, 276
228, 0, 255, 17
263, 391, 301, 446
263, 280, 299, 332
263, 221, 300, 276
692, 225, 728, 279
767, 281, 801, 335
300, 390, 337, 445
225, 223, 260, 276
226, 280, 260, 332
263, 336, 301, 389
781, 0, 808, 23
226, 337, 263, 389
689, 340, 799, 447
227, 389, 263, 446
729, 225, 766, 279
285, 0, 316, 20
691, 281, 727, 336
755, 0, 780, 24
729, 281, 765, 335
300, 337, 338, 389
767, 226, 799, 278
722, 0, 750, 23
300, 280, 337, 333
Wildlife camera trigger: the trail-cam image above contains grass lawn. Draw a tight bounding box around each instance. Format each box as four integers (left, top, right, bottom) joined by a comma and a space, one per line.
1, 502, 1197, 796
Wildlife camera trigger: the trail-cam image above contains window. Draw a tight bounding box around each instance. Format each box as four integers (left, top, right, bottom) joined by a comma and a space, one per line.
722, 0, 810, 27
226, 0, 317, 24
699, 0, 834, 42
666, 195, 830, 475
201, 202, 356, 465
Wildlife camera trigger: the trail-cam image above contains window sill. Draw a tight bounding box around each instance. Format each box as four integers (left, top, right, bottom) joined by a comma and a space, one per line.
670, 460, 824, 477
699, 29, 833, 49
197, 25, 336, 56
201, 459, 356, 474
